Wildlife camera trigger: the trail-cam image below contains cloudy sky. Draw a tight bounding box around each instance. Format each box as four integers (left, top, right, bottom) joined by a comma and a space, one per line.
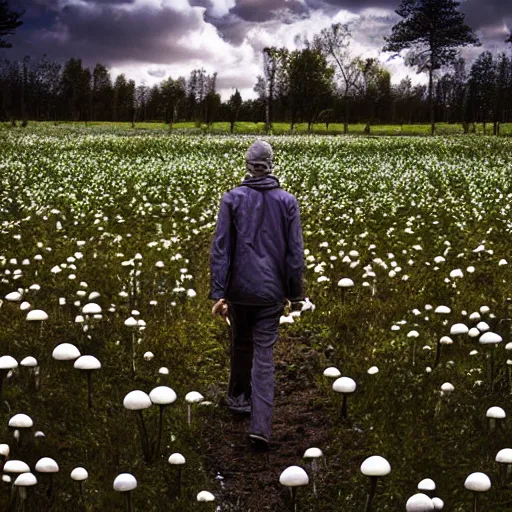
2, 0, 511, 100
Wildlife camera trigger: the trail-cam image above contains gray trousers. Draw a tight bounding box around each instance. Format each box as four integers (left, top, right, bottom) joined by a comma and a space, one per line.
226, 302, 284, 440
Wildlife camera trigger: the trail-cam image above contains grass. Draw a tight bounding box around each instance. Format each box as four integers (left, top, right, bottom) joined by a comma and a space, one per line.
2, 120, 512, 136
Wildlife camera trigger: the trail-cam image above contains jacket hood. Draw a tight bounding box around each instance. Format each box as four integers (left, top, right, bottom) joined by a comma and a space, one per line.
238, 175, 281, 191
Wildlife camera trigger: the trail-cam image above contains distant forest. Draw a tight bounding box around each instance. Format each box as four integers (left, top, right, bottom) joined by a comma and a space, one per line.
1, 0, 512, 134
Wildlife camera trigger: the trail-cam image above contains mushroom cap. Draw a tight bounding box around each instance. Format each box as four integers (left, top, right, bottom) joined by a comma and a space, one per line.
8, 414, 33, 429
124, 317, 137, 327
418, 478, 436, 491
149, 386, 177, 405
35, 457, 59, 473
3, 460, 30, 474
143, 352, 154, 361
20, 302, 31, 311
20, 357, 37, 368
449, 268, 463, 279
496, 449, 512, 464
0, 355, 18, 370
0, 444, 10, 457
70, 467, 88, 481
88, 292, 100, 300
439, 336, 453, 345
5, 292, 22, 302
367, 366, 379, 375
185, 391, 204, 403
469, 312, 481, 321
486, 406, 506, 419
52, 343, 81, 361
82, 303, 101, 315
332, 377, 356, 394
477, 322, 490, 332
123, 390, 152, 411
337, 278, 354, 288
434, 306, 451, 315
196, 491, 215, 502
480, 306, 490, 314
479, 332, 502, 345
450, 323, 468, 335
406, 493, 434, 511
158, 367, 169, 375
360, 456, 391, 477
2, 475, 11, 483
303, 447, 323, 459
407, 330, 419, 338
468, 328, 480, 338
432, 497, 444, 510
168, 453, 186, 465
74, 355, 101, 371
323, 367, 341, 378
440, 383, 454, 394
279, 466, 309, 487
113, 473, 137, 492
14, 473, 37, 487
464, 472, 491, 492
26, 309, 48, 321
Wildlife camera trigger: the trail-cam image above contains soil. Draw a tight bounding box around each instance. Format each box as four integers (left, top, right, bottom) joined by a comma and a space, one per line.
201, 338, 355, 511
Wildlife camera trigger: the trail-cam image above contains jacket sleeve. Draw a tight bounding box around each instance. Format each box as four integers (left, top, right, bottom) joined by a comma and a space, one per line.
285, 196, 305, 302
209, 192, 233, 301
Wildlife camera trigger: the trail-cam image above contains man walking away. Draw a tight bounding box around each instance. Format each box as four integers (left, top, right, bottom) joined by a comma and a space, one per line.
210, 140, 305, 451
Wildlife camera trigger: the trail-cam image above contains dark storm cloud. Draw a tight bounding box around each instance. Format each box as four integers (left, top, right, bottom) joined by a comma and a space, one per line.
229, 0, 309, 22
318, 0, 397, 11
460, 0, 512, 42
4, 0, 205, 66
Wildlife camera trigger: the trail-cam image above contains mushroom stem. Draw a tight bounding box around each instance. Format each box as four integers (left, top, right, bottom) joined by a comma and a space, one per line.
489, 349, 495, 392
176, 467, 182, 496
473, 492, 479, 512
187, 404, 191, 427
155, 405, 164, 459
489, 418, 496, 432
341, 394, 348, 420
412, 340, 416, 367
47, 473, 54, 500
434, 339, 441, 367
289, 487, 297, 512
137, 410, 150, 461
19, 486, 27, 512
125, 490, 134, 512
311, 460, 318, 498
86, 371, 93, 409
0, 370, 5, 399
364, 476, 378, 512
131, 333, 136, 379
341, 289, 346, 305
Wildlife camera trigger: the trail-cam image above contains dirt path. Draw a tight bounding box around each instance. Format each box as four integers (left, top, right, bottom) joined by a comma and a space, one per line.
201, 340, 341, 511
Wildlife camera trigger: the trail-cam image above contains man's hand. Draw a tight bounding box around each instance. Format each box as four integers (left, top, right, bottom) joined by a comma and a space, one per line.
284, 299, 303, 316
212, 299, 229, 320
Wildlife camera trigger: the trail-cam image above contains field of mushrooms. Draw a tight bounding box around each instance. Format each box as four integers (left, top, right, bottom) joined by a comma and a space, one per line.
1, 126, 512, 511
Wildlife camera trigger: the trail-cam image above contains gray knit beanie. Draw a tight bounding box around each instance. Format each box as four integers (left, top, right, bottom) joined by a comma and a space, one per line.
245, 140, 273, 177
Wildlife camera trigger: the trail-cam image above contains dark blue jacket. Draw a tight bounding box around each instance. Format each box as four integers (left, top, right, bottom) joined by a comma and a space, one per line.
209, 175, 304, 305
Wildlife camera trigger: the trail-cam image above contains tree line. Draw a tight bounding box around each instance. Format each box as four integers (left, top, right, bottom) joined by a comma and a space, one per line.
0, 0, 512, 134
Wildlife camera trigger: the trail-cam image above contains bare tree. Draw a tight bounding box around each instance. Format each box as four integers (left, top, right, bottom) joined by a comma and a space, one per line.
313, 23, 361, 134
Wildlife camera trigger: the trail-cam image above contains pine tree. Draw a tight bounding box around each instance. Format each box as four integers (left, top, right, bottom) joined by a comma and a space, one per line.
383, 0, 479, 135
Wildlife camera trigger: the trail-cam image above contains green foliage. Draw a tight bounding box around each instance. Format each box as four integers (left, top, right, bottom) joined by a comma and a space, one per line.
1, 129, 512, 510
